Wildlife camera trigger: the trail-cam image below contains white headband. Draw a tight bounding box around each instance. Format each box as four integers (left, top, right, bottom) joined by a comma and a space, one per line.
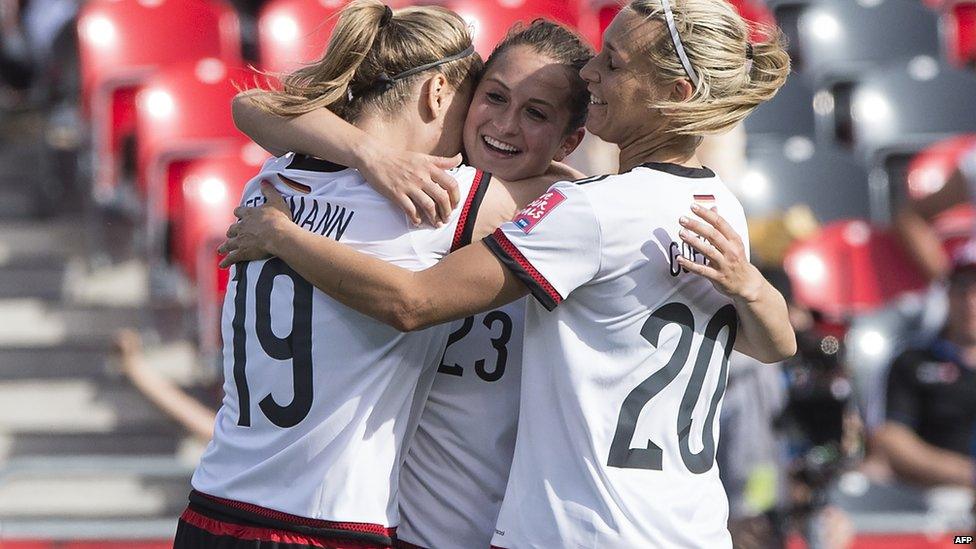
660, 0, 700, 88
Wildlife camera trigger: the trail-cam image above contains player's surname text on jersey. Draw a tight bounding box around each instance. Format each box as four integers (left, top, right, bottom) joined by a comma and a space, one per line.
245, 194, 356, 241
668, 240, 707, 277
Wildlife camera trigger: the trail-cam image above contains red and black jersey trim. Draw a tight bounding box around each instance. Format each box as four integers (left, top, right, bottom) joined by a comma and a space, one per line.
451, 170, 491, 252
187, 490, 395, 547
483, 228, 562, 311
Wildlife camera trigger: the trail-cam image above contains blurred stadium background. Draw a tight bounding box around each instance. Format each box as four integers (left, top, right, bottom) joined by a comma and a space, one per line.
0, 0, 974, 547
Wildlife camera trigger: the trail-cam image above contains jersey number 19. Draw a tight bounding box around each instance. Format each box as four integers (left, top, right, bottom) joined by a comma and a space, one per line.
231, 259, 314, 429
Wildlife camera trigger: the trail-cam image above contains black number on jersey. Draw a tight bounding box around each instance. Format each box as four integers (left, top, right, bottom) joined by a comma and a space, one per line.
438, 311, 513, 382
607, 303, 737, 473
231, 259, 315, 428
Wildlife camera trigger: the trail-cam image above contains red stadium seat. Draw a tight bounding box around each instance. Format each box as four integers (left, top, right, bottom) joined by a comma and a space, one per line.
134, 59, 253, 247
945, 2, 976, 68
76, 0, 241, 202
414, 0, 581, 55
174, 142, 270, 353
728, 0, 777, 43
578, 0, 620, 48
173, 141, 269, 278
784, 220, 929, 317
257, 0, 349, 74
905, 134, 976, 251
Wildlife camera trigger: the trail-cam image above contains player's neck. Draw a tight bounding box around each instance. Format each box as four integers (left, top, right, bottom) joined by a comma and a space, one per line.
617, 133, 703, 174
355, 114, 437, 156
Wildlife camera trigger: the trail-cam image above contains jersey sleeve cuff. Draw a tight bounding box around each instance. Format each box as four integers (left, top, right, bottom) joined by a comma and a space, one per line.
484, 229, 562, 311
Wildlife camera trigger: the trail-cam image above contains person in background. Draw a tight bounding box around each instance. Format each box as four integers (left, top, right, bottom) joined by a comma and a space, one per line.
895, 144, 976, 282
874, 241, 976, 488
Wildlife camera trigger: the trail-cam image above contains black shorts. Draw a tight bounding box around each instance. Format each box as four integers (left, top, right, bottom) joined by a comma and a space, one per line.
174, 490, 394, 549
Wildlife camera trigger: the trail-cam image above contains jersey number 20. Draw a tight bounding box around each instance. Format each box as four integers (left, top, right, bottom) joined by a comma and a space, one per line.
231, 259, 314, 428
607, 302, 737, 474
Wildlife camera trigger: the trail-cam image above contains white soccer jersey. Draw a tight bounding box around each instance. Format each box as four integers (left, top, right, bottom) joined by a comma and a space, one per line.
191, 154, 489, 537
397, 298, 525, 549
484, 162, 748, 548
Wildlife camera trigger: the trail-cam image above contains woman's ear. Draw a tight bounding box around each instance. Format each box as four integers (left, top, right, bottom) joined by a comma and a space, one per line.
424, 73, 451, 121
553, 127, 586, 162
670, 78, 694, 102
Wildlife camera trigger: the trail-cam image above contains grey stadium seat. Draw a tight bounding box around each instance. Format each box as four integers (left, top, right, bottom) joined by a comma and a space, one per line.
769, 0, 941, 83
740, 135, 871, 222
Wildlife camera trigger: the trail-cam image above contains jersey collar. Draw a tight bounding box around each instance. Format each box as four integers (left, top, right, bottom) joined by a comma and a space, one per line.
287, 154, 349, 173
638, 162, 715, 179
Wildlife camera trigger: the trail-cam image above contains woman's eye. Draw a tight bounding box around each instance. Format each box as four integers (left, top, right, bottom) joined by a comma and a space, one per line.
526, 108, 547, 121
486, 92, 505, 104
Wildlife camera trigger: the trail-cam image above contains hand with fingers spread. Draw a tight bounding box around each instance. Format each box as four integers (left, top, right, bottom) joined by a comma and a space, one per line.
676, 202, 764, 303
218, 181, 293, 268
357, 145, 463, 227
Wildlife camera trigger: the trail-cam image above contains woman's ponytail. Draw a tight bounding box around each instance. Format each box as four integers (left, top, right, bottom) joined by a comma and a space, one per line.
253, 0, 389, 117
248, 0, 480, 121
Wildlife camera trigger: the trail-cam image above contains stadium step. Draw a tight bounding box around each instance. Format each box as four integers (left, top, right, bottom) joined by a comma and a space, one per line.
0, 218, 83, 258
0, 106, 203, 542
0, 378, 186, 434
0, 340, 117, 380
0, 263, 67, 299
1, 430, 189, 459
0, 301, 191, 343
0, 455, 193, 521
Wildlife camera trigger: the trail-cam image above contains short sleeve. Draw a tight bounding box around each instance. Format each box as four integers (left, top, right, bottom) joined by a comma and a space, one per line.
884, 353, 920, 429
482, 181, 601, 311
408, 166, 489, 264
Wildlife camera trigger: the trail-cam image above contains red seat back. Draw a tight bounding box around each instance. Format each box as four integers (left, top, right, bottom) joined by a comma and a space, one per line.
946, 2, 976, 68
416, 0, 582, 56
173, 142, 269, 277
257, 0, 350, 74
906, 134, 976, 252
727, 0, 776, 43
784, 220, 929, 317
77, 0, 241, 199
135, 59, 252, 226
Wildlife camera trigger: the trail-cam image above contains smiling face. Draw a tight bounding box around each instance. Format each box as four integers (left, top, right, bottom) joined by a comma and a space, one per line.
462, 45, 582, 181
580, 8, 675, 146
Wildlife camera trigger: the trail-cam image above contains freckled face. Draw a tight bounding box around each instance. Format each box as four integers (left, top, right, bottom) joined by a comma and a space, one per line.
580, 9, 672, 146
462, 45, 579, 180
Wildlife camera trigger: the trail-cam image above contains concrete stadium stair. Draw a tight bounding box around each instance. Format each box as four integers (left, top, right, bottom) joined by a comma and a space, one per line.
0, 110, 208, 541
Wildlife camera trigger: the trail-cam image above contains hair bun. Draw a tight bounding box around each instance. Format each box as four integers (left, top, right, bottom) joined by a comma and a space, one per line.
379, 5, 393, 28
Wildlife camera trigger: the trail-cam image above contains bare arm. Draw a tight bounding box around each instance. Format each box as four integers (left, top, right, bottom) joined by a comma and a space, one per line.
873, 422, 975, 487
678, 204, 796, 363
221, 183, 528, 331
233, 90, 462, 226
893, 169, 970, 281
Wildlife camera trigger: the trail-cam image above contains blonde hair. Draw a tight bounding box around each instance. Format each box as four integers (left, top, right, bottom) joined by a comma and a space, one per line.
628, 0, 790, 136
252, 0, 482, 121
